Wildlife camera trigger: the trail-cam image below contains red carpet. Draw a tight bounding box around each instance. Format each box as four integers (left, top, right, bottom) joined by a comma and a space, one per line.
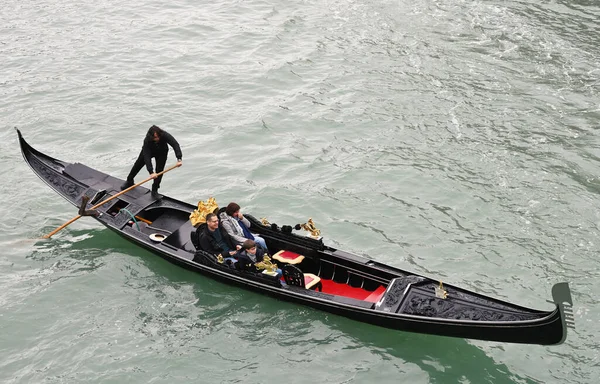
319, 279, 386, 302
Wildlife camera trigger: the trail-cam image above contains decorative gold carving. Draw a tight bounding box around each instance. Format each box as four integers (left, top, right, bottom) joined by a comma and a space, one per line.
254, 255, 278, 274
260, 217, 271, 226
189, 197, 219, 226
300, 218, 321, 237
216, 254, 224, 264
435, 280, 448, 299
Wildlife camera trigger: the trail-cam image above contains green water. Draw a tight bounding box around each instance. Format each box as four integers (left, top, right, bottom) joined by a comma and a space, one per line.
1, 0, 598, 382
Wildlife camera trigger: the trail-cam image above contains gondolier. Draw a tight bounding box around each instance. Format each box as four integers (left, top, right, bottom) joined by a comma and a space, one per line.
121, 125, 183, 199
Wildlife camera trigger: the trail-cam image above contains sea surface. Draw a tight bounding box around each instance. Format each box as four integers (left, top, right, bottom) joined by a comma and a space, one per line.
1, 0, 599, 383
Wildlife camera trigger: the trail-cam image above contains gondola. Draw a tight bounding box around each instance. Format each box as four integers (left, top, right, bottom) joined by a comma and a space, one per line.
17, 129, 574, 345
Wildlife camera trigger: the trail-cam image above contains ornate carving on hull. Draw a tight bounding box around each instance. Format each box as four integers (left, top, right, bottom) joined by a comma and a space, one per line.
449, 290, 524, 312
30, 156, 85, 201
375, 276, 426, 313
27, 152, 63, 173
402, 292, 540, 321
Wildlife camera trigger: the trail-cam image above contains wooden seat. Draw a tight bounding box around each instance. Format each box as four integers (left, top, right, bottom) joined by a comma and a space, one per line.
272, 250, 305, 265
282, 264, 322, 291
303, 273, 322, 290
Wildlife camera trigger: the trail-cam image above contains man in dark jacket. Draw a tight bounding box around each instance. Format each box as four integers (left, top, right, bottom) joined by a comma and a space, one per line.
194, 213, 241, 257
121, 125, 182, 199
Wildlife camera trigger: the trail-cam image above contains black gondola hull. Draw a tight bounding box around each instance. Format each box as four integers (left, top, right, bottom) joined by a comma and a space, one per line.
17, 129, 573, 345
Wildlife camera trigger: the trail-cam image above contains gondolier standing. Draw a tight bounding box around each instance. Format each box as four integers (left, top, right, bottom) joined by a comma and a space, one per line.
121, 125, 183, 199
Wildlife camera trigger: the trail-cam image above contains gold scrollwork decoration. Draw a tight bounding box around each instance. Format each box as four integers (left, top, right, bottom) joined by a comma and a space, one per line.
190, 197, 219, 227
435, 280, 448, 299
254, 255, 278, 274
300, 218, 321, 237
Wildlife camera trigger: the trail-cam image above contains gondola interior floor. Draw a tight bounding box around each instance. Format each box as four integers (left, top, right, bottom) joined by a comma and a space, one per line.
319, 280, 386, 302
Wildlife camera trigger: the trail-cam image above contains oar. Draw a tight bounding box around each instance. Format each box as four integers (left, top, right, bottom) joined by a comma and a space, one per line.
43, 164, 180, 239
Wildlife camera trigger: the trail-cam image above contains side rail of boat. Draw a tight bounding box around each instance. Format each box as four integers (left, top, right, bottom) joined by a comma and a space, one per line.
246, 214, 435, 280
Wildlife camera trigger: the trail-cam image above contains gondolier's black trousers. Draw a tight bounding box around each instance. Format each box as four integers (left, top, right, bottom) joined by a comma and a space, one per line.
126, 151, 167, 191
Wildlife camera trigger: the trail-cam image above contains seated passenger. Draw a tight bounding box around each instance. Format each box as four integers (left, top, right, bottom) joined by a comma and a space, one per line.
195, 213, 241, 260
237, 239, 265, 264
238, 240, 284, 283
219, 202, 269, 252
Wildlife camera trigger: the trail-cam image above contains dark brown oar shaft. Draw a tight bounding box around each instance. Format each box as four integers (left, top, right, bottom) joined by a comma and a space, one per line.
43, 164, 179, 239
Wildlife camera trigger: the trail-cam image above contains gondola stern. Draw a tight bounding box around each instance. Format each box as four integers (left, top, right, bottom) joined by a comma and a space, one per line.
16, 128, 31, 162
16, 129, 85, 206
16, 128, 62, 167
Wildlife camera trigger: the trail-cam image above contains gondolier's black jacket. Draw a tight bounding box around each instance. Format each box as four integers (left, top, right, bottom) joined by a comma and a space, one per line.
192, 224, 237, 256
142, 130, 182, 173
